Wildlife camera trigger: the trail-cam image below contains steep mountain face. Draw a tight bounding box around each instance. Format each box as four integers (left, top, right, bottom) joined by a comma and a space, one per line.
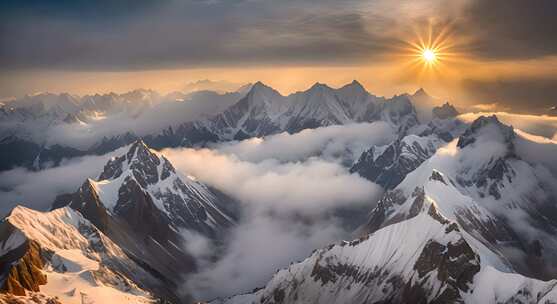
350, 134, 445, 190
148, 81, 420, 146
92, 139, 238, 238
350, 113, 467, 190
214, 115, 557, 304
0, 206, 169, 303
51, 140, 239, 291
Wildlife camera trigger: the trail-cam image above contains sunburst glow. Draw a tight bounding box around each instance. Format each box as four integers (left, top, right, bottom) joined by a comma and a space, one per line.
395, 23, 464, 79
422, 49, 437, 63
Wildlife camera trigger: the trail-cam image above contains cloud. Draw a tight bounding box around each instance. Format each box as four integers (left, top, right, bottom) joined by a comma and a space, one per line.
514, 129, 557, 178
458, 112, 557, 139
0, 0, 469, 72
163, 148, 381, 215
184, 214, 347, 300
4, 0, 556, 71
470, 103, 502, 112
160, 123, 392, 299
461, 76, 557, 114
214, 122, 395, 164
457, 0, 557, 60
0, 146, 127, 217
4, 90, 243, 149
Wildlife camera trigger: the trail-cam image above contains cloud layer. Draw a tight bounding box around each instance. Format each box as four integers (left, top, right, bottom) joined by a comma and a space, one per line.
214, 122, 395, 164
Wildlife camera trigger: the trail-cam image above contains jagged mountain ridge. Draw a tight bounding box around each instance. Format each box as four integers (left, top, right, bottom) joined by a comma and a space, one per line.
151, 81, 419, 145
213, 115, 557, 304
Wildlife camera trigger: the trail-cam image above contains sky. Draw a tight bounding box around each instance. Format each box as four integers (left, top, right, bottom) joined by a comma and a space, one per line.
1, 0, 556, 113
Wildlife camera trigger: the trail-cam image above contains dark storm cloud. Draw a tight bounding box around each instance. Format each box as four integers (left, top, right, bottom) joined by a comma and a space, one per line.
0, 0, 394, 70
458, 0, 557, 59
1, 0, 556, 71
462, 76, 557, 114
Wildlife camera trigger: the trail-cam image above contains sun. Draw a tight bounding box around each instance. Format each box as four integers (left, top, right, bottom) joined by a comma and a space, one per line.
422, 48, 437, 63
396, 23, 461, 75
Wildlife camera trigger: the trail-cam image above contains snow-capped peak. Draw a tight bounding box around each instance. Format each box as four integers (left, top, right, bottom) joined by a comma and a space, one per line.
246, 81, 281, 99
98, 139, 174, 186
82, 140, 237, 238
337, 80, 367, 96
308, 82, 333, 92
457, 115, 515, 150
412, 87, 429, 98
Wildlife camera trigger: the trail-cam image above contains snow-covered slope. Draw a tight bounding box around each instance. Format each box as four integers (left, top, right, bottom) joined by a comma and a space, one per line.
215, 199, 557, 304
0, 206, 165, 303
213, 115, 557, 304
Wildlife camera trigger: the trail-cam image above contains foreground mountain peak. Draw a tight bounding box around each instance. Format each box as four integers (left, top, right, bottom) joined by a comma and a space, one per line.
2, 205, 163, 303
98, 139, 176, 187
76, 139, 237, 238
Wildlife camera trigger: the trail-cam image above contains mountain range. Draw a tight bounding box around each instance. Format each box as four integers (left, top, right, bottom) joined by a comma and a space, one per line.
0, 81, 424, 171
2, 80, 557, 304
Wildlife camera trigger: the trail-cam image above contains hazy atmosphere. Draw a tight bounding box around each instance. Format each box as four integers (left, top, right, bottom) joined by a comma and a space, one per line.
1, 1, 557, 304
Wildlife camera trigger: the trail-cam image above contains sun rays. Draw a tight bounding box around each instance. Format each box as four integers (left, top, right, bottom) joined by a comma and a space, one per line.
391, 22, 467, 81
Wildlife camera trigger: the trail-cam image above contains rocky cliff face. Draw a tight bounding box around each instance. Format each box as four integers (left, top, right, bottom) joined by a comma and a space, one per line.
1, 239, 46, 296
1, 206, 171, 303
